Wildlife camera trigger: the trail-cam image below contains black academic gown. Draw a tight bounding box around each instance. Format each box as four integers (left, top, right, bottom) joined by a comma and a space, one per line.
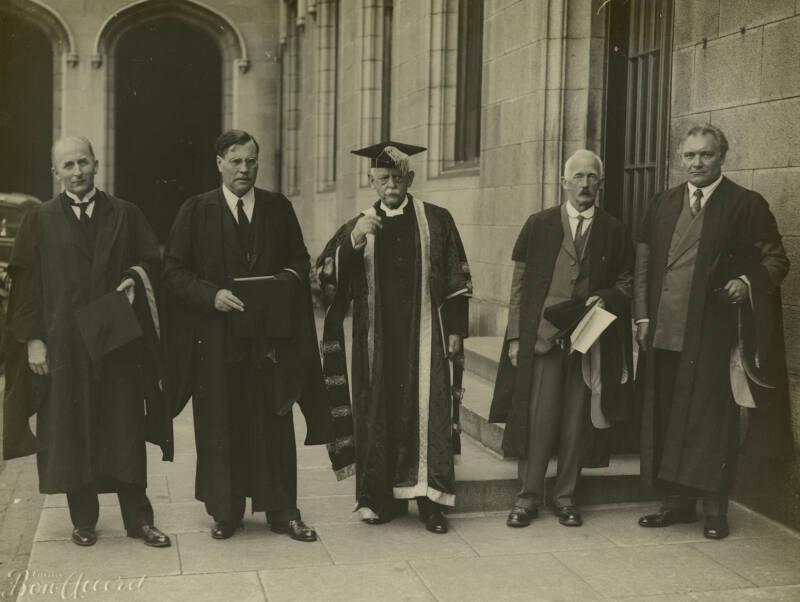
317, 197, 471, 513
163, 187, 332, 520
489, 206, 634, 462
637, 177, 791, 494
1, 192, 166, 493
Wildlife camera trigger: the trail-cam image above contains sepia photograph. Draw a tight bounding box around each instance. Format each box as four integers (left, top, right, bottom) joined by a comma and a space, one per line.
0, 0, 798, 600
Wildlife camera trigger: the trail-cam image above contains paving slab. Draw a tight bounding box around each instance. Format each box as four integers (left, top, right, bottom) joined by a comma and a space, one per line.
691, 585, 800, 600
27, 535, 181, 580
259, 561, 434, 601
177, 529, 332, 574
554, 544, 752, 598
296, 494, 361, 525
410, 553, 603, 601
316, 517, 477, 564
450, 513, 616, 556
20, 571, 267, 602
583, 503, 786, 547
691, 535, 800, 587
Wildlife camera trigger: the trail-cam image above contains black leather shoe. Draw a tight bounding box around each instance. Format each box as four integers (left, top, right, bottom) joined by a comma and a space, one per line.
271, 519, 317, 542
425, 510, 449, 534
72, 527, 97, 547
555, 506, 583, 527
638, 508, 697, 528
704, 515, 729, 540
211, 521, 241, 540
506, 507, 537, 528
127, 524, 171, 547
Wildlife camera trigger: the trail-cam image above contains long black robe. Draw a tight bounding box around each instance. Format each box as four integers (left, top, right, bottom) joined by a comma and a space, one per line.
163, 188, 332, 518
318, 196, 471, 511
2, 192, 167, 493
637, 177, 791, 494
489, 206, 633, 462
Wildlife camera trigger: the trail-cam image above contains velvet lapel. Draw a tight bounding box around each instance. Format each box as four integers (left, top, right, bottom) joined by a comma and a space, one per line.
653, 185, 685, 270
586, 208, 608, 284
90, 192, 124, 297
216, 188, 248, 273
559, 205, 577, 262
252, 189, 271, 273
668, 190, 704, 267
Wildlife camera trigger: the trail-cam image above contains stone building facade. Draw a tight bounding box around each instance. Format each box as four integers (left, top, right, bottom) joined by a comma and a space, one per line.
0, 0, 798, 522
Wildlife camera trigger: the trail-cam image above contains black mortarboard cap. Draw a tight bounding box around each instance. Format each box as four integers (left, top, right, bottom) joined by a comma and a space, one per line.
74, 292, 143, 361
543, 297, 601, 347
351, 141, 427, 169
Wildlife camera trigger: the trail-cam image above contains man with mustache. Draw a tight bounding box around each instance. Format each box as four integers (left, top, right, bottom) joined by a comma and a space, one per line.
635, 124, 791, 539
317, 141, 471, 534
490, 150, 633, 528
164, 130, 332, 541
2, 136, 171, 548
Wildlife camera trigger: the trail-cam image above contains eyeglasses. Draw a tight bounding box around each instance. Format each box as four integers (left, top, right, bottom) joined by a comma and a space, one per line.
373, 174, 406, 186
569, 173, 601, 184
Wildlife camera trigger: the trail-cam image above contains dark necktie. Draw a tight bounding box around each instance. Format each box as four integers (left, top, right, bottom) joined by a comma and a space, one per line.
574, 215, 588, 258
691, 188, 703, 217
71, 200, 92, 228
236, 198, 251, 254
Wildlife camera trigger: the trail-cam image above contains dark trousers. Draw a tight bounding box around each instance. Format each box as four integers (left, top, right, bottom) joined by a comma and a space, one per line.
208, 360, 299, 526
67, 482, 154, 532
516, 348, 588, 510
654, 349, 729, 517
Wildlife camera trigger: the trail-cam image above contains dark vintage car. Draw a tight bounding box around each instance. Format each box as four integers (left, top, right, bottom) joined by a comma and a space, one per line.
0, 192, 42, 360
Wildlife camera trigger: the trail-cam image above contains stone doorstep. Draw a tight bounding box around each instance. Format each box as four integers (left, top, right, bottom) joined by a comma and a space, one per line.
455, 337, 657, 513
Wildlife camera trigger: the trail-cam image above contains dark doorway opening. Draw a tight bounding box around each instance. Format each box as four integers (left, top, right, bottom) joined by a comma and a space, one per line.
0, 12, 53, 201
114, 18, 222, 241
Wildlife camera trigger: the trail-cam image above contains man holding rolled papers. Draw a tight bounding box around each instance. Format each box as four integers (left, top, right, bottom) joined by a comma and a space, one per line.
490, 150, 634, 529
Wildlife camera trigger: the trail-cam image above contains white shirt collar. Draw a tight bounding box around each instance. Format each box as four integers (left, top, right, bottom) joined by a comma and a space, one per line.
565, 201, 595, 220
380, 196, 408, 217
64, 188, 97, 205
221, 184, 255, 221
687, 174, 723, 206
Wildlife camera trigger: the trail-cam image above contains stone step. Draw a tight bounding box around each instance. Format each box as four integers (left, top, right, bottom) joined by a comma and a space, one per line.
455, 337, 657, 512
464, 336, 504, 383
453, 434, 657, 513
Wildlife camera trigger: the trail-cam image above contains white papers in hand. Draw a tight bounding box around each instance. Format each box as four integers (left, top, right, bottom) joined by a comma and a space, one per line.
570, 304, 617, 354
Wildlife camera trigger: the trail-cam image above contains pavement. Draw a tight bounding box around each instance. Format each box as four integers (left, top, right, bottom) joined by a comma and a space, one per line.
0, 399, 797, 602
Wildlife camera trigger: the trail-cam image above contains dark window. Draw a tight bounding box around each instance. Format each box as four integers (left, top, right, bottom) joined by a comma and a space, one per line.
380, 0, 393, 141
454, 0, 483, 164
603, 0, 673, 233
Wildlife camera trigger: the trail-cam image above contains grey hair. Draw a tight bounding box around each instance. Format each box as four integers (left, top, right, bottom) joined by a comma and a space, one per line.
563, 149, 604, 178
51, 136, 96, 165
683, 123, 729, 158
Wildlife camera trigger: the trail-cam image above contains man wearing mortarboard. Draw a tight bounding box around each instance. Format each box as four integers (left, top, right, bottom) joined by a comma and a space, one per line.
2, 136, 172, 548
317, 141, 471, 534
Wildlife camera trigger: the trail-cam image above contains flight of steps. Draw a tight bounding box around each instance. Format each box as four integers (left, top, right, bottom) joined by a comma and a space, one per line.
453, 337, 657, 513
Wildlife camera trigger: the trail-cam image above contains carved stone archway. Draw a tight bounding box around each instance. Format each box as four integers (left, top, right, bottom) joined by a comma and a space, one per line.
93, 0, 251, 193
0, 0, 79, 158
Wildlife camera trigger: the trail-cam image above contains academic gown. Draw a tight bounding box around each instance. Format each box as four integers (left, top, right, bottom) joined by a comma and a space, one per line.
1, 192, 167, 493
489, 206, 634, 463
636, 177, 791, 494
317, 196, 471, 512
163, 188, 332, 519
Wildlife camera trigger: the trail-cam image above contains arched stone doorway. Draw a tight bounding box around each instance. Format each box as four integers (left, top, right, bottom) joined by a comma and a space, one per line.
0, 12, 53, 201
113, 18, 222, 241
0, 1, 75, 200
